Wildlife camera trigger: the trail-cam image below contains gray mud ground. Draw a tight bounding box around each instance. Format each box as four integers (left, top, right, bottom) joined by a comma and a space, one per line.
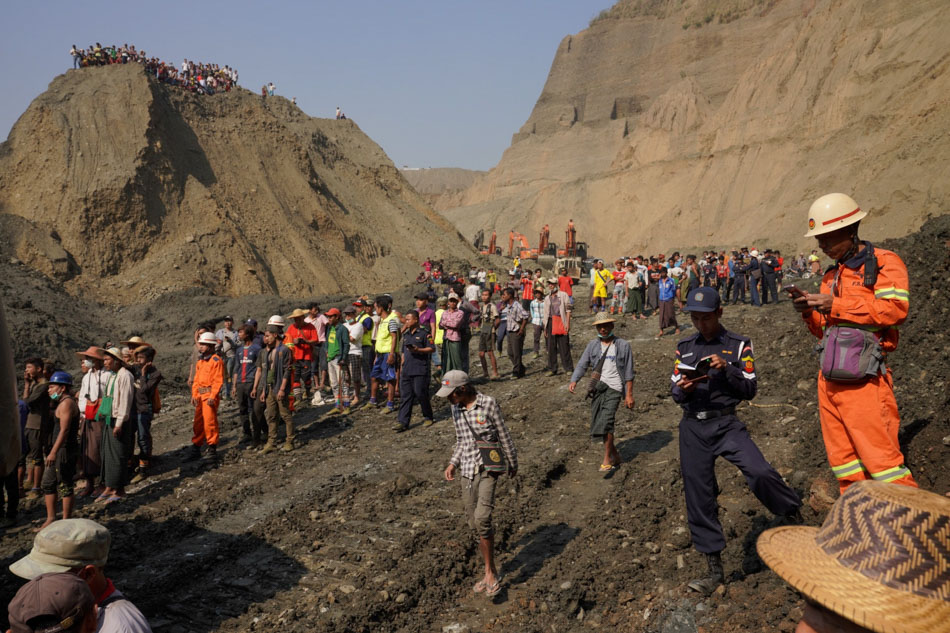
0, 217, 947, 632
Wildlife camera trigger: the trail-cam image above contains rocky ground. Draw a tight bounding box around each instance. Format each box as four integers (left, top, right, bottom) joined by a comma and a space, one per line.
0, 216, 947, 632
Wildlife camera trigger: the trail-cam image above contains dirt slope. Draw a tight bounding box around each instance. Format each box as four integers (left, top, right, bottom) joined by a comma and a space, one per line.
400, 168, 486, 211
0, 64, 471, 303
0, 216, 945, 632
444, 0, 950, 257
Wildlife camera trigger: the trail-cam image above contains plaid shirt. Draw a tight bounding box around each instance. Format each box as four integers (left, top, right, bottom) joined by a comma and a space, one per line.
449, 393, 518, 479
505, 300, 529, 333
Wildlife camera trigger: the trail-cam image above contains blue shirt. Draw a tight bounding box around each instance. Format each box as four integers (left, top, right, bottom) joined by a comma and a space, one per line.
233, 342, 262, 383
658, 278, 676, 301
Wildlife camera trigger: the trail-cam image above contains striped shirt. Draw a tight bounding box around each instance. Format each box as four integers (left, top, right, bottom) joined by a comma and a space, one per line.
505, 301, 529, 333
449, 393, 518, 480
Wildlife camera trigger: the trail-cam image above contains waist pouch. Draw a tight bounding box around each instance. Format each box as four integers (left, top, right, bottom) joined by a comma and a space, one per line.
476, 440, 506, 473
818, 326, 884, 383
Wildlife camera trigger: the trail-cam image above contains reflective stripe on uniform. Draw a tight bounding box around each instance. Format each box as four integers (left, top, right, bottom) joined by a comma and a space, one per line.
874, 287, 909, 302
831, 458, 866, 479
869, 465, 913, 483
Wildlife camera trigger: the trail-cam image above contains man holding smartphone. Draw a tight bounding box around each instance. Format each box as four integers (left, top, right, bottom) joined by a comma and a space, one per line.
672, 289, 802, 596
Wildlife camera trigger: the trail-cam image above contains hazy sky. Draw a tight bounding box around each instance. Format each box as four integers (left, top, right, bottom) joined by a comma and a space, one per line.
0, 1, 611, 171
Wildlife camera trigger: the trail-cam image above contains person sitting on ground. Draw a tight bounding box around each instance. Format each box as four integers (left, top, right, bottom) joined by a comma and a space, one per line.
10, 518, 152, 632
757, 480, 949, 633
8, 572, 98, 633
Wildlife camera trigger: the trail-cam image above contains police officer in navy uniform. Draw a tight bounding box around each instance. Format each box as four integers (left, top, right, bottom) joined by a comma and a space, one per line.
760, 249, 780, 304
394, 309, 435, 432
672, 288, 801, 595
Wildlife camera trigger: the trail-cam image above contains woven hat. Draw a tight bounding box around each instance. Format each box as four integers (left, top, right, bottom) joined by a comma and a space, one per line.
757, 481, 950, 633
287, 308, 308, 319
592, 313, 616, 326
100, 347, 126, 367
119, 335, 151, 349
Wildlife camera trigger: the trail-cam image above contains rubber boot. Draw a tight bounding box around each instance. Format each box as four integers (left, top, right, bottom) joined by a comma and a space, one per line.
688, 552, 725, 596
205, 444, 218, 463
182, 444, 202, 462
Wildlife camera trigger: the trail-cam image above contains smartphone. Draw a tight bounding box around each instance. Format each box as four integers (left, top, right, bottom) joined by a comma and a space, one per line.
785, 284, 806, 298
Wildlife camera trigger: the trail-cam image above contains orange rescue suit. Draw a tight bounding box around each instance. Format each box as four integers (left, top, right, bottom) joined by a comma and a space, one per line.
802, 245, 916, 492
192, 352, 225, 447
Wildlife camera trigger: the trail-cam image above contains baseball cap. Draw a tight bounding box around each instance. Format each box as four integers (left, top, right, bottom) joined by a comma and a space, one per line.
436, 370, 470, 397
223, 315, 234, 321
685, 288, 722, 313
342, 305, 356, 314
352, 298, 370, 307
10, 519, 110, 579
325, 308, 341, 317
414, 293, 429, 300
8, 573, 95, 633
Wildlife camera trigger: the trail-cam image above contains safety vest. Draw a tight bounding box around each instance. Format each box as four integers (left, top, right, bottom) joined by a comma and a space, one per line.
357, 311, 373, 347
434, 309, 446, 345
375, 313, 399, 354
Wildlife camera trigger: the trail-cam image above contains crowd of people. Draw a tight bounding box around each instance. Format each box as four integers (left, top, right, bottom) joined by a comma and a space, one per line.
69, 43, 238, 95
5, 192, 945, 632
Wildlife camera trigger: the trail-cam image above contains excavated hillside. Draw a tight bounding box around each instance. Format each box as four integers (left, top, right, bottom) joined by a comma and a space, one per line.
443, 0, 950, 256
0, 64, 471, 303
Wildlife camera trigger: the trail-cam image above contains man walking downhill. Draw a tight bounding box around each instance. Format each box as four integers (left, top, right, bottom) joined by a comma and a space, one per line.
570, 313, 634, 476
672, 289, 801, 595
440, 371, 518, 600
542, 278, 573, 376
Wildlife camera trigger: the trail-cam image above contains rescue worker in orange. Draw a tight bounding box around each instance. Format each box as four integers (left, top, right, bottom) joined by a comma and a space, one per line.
185, 331, 224, 462
792, 193, 916, 492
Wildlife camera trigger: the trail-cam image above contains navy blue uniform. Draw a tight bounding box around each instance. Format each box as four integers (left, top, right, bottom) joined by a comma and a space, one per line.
671, 328, 800, 554
398, 326, 434, 428
760, 255, 780, 304
747, 258, 762, 306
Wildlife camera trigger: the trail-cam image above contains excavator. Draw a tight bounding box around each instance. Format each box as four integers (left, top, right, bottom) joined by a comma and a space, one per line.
474, 230, 500, 256
508, 230, 537, 260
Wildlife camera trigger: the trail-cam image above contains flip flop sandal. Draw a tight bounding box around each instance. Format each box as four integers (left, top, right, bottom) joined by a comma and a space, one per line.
598, 463, 615, 473
485, 580, 502, 598
473, 579, 488, 593
93, 492, 111, 503
103, 496, 124, 505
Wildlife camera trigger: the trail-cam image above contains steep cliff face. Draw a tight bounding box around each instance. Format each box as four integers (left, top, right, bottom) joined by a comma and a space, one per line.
445, 0, 950, 255
0, 64, 470, 303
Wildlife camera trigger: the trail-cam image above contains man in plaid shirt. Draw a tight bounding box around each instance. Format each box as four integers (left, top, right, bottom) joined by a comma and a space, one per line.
502, 287, 529, 378
440, 370, 517, 599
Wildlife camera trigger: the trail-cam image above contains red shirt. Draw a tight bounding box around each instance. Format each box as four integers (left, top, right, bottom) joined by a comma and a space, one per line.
557, 276, 573, 296
521, 277, 534, 301
286, 322, 318, 361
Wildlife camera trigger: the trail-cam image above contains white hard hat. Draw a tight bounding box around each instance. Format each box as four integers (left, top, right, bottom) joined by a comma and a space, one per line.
198, 332, 218, 345
750, 250, 759, 257
267, 315, 285, 327
805, 193, 867, 237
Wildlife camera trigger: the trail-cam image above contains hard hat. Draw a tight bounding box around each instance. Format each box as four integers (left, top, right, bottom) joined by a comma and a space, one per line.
805, 193, 867, 237
197, 332, 218, 345
267, 315, 285, 327
750, 250, 759, 257
48, 371, 73, 386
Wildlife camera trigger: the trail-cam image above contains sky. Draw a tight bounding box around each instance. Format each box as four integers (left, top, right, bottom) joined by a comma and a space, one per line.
0, 0, 611, 171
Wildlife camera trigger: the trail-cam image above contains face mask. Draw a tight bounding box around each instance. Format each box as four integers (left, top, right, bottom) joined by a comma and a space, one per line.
82, 360, 94, 370
597, 331, 613, 340
50, 392, 61, 401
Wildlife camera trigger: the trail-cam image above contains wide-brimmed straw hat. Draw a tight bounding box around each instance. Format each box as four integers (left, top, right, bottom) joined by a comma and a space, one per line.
592, 313, 616, 326
120, 336, 151, 350
74, 346, 102, 361
287, 308, 308, 319
100, 347, 126, 366
757, 480, 950, 633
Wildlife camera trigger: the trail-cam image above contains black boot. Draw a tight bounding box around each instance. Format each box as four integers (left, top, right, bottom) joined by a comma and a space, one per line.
205, 444, 218, 463
182, 444, 202, 462
688, 552, 725, 596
